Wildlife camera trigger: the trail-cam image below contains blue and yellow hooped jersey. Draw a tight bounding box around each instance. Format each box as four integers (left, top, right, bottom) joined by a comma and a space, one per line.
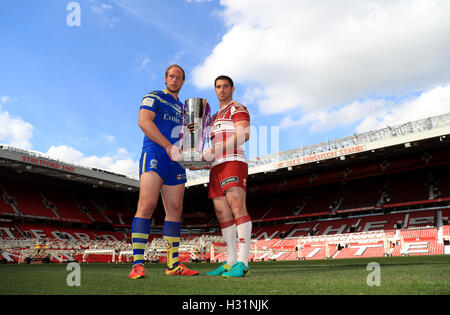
140, 89, 183, 153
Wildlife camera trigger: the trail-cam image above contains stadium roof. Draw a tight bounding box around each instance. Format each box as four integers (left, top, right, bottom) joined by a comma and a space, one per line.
0, 145, 139, 192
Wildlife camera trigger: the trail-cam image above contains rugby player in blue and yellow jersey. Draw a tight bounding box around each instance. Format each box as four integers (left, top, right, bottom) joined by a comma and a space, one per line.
129, 64, 199, 279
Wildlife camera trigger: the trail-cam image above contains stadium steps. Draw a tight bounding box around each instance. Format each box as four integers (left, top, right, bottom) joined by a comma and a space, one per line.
35, 186, 61, 219
0, 179, 20, 215
77, 202, 95, 223
38, 184, 93, 223
13, 223, 26, 238
88, 199, 113, 224
75, 194, 109, 224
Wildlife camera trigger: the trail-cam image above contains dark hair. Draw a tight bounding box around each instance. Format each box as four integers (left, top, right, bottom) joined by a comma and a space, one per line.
214, 75, 233, 88
165, 64, 185, 80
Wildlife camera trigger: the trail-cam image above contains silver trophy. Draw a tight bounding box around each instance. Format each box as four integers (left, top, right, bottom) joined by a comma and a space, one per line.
179, 97, 211, 169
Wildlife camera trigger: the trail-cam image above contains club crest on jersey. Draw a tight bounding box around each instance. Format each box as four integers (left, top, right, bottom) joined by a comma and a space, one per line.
150, 159, 158, 169
231, 103, 245, 114
220, 176, 238, 187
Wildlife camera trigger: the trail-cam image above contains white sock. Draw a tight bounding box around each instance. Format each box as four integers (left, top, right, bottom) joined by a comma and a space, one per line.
220, 219, 237, 266
236, 215, 252, 267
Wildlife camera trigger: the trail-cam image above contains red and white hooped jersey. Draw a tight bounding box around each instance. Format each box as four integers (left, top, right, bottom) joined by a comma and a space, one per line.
210, 100, 250, 167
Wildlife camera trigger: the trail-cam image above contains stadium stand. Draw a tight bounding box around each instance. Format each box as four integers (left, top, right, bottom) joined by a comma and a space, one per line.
2, 178, 57, 219
38, 184, 92, 223
74, 193, 111, 224
1, 113, 450, 263
0, 222, 22, 238
0, 190, 16, 215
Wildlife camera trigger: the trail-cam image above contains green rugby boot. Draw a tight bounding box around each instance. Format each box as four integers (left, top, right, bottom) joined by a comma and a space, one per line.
206, 262, 233, 276
221, 262, 251, 278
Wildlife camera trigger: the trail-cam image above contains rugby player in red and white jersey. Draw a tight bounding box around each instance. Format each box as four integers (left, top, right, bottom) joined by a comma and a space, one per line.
202, 75, 252, 278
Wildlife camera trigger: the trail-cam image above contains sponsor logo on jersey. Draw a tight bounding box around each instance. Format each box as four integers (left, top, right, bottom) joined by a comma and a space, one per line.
220, 176, 239, 187
163, 113, 181, 124
141, 97, 155, 107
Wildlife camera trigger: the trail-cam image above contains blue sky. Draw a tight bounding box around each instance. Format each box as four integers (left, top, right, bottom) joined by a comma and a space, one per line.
1, 0, 450, 179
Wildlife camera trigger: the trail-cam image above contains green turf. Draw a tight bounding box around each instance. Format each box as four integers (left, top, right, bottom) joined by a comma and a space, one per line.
1, 255, 449, 295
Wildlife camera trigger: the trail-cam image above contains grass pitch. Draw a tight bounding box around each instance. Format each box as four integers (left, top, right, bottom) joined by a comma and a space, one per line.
1, 255, 449, 295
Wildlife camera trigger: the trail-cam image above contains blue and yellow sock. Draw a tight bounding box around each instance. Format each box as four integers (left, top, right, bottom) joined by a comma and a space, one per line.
163, 221, 181, 271
131, 217, 151, 266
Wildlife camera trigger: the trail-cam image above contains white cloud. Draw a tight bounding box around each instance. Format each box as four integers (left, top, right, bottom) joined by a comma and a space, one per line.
193, 0, 450, 115
80, 151, 139, 179
280, 99, 388, 131
0, 101, 34, 149
1, 96, 11, 104
280, 84, 450, 133
100, 134, 116, 143
355, 83, 450, 133
46, 145, 139, 179
0, 94, 138, 178
101, 4, 113, 10
134, 53, 150, 72
170, 50, 185, 65
113, 147, 131, 159
92, 3, 114, 14
46, 145, 85, 163
91, 1, 119, 27
104, 158, 138, 178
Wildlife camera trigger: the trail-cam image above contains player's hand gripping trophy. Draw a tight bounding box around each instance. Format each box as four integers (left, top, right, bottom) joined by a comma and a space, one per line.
178, 97, 212, 170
